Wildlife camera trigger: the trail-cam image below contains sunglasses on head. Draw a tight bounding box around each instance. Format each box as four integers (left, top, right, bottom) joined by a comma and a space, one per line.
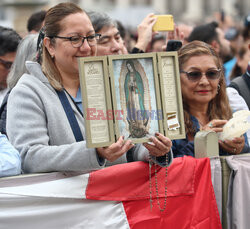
0, 58, 13, 70
181, 69, 221, 82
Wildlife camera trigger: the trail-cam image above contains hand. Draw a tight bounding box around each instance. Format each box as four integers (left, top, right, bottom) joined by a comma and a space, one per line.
143, 133, 172, 157
201, 119, 227, 133
134, 13, 157, 52
97, 136, 134, 162
167, 25, 185, 41
219, 136, 245, 155
162, 24, 185, 51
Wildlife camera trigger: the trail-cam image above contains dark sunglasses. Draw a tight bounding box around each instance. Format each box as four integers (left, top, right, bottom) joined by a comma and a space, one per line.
0, 58, 13, 70
181, 69, 221, 82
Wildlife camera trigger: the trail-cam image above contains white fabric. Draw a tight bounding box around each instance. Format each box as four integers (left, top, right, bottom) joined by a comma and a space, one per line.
226, 87, 250, 143
210, 157, 222, 220
226, 154, 250, 229
0, 88, 8, 106
0, 173, 130, 229
0, 194, 129, 229
0, 173, 89, 199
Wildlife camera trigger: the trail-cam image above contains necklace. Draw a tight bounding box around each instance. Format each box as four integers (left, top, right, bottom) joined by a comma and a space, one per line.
149, 151, 169, 212
197, 119, 207, 130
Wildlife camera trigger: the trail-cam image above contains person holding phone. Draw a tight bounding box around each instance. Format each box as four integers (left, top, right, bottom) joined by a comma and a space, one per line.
172, 41, 248, 157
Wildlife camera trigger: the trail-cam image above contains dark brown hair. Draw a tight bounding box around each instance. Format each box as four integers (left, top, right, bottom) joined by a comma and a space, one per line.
178, 40, 232, 136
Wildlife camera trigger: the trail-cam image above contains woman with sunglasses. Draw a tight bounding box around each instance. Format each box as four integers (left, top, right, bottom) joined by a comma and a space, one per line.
6, 2, 172, 173
173, 41, 248, 157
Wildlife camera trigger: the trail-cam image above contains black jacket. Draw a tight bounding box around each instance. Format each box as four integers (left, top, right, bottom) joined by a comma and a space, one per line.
228, 64, 250, 109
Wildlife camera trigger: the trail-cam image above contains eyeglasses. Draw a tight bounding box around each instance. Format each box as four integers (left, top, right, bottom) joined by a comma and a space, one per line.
180, 69, 221, 82
49, 34, 101, 48
0, 58, 13, 70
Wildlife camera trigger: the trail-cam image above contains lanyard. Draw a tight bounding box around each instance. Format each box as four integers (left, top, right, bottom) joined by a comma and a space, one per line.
56, 89, 83, 142
64, 89, 83, 117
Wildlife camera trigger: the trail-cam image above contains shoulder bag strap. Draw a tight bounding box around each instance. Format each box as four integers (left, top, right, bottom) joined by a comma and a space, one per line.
56, 90, 84, 142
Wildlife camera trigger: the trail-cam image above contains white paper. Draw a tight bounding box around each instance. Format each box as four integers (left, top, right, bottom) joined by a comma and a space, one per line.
219, 110, 250, 141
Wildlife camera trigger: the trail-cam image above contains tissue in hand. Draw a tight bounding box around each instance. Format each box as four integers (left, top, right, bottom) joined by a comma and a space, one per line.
219, 110, 250, 141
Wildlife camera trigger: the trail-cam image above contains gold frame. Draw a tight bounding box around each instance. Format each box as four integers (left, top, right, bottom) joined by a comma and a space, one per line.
78, 56, 115, 148
108, 53, 164, 144
78, 52, 185, 148
157, 52, 185, 139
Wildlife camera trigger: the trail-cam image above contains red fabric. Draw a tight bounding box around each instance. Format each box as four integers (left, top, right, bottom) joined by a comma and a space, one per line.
86, 157, 196, 200
86, 157, 222, 229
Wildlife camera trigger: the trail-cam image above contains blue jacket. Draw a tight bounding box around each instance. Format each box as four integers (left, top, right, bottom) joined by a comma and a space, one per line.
0, 133, 21, 177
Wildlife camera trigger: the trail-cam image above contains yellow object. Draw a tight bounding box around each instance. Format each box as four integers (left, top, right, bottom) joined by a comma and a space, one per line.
152, 15, 174, 31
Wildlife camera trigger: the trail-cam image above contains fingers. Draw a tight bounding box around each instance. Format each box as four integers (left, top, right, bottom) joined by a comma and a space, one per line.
209, 127, 224, 132
208, 119, 227, 128
148, 16, 157, 25
167, 30, 175, 40
108, 136, 124, 152
174, 26, 185, 43
180, 31, 185, 42
136, 14, 156, 51
219, 141, 239, 155
161, 44, 167, 51
97, 133, 173, 162
167, 24, 183, 41
202, 119, 227, 132
96, 137, 134, 162
155, 133, 172, 148
146, 13, 155, 20
231, 135, 245, 144
143, 143, 161, 157
144, 133, 172, 157
219, 136, 245, 155
139, 13, 156, 28
120, 139, 134, 154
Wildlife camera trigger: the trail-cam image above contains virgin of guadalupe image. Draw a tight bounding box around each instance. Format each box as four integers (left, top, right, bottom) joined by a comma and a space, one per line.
120, 60, 151, 138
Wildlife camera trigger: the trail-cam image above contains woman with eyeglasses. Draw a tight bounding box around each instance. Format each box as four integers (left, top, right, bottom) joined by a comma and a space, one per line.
6, 2, 172, 173
173, 41, 248, 157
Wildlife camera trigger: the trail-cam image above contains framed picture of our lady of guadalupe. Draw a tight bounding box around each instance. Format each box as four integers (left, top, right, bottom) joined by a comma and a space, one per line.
78, 52, 185, 148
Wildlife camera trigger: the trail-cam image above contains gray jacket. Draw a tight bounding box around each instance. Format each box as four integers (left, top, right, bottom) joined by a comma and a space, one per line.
7, 61, 172, 173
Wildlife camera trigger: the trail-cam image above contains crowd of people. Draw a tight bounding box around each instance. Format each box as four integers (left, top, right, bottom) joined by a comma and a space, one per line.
0, 2, 249, 177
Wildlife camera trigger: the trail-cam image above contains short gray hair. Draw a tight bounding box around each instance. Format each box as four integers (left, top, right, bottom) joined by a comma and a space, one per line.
7, 34, 38, 89
88, 11, 117, 33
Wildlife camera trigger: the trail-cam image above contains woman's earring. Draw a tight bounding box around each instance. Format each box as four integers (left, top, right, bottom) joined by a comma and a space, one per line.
217, 84, 221, 94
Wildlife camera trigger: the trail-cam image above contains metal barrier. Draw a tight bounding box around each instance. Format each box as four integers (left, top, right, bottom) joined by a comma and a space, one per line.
194, 130, 250, 229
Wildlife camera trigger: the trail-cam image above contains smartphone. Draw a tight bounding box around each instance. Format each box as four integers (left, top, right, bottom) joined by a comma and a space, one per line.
166, 40, 182, 51
152, 15, 174, 32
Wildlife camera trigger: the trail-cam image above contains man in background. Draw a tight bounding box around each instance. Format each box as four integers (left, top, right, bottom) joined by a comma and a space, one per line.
0, 26, 21, 104
150, 35, 166, 52
188, 21, 232, 85
27, 10, 46, 34
88, 11, 124, 56
89, 12, 157, 56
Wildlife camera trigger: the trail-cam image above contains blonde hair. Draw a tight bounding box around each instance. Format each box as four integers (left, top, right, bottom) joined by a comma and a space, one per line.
178, 41, 232, 136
